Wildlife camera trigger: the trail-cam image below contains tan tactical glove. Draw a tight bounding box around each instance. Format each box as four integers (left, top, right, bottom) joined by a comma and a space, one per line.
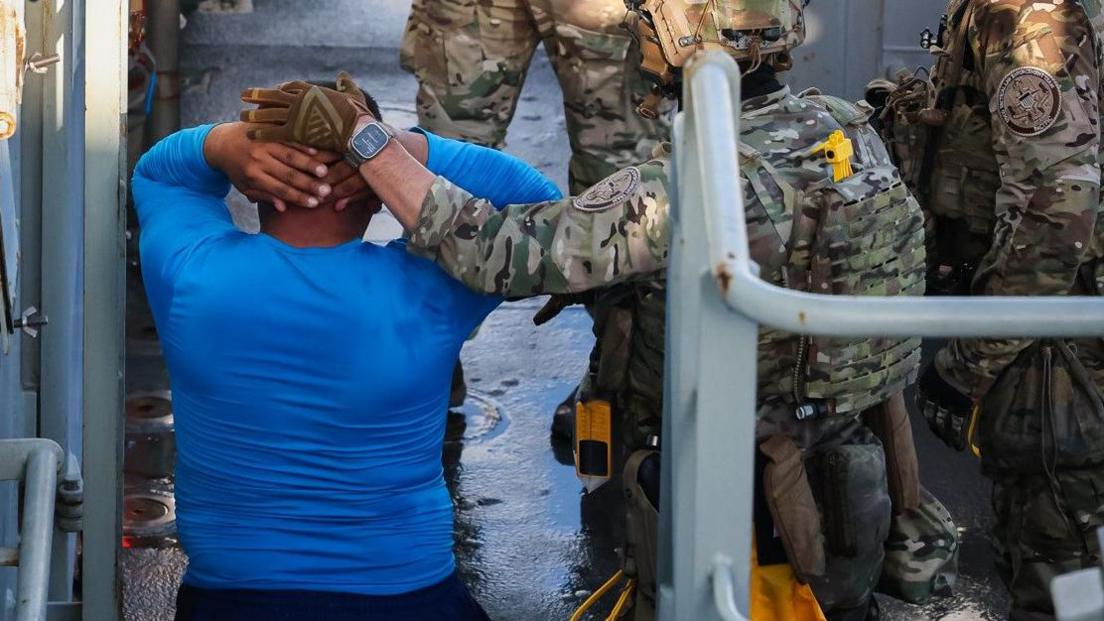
240, 72, 372, 152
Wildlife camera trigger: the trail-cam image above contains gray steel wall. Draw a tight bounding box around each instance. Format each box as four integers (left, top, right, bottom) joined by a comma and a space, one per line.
788, 0, 948, 99
0, 0, 87, 615
0, 137, 25, 618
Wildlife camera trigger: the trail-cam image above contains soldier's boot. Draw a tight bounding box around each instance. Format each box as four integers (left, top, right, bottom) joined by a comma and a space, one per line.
550, 388, 577, 442
449, 361, 467, 409
623, 449, 660, 621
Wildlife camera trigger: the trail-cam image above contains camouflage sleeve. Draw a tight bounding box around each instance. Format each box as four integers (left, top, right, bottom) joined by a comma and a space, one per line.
937, 1, 1102, 396
407, 157, 672, 297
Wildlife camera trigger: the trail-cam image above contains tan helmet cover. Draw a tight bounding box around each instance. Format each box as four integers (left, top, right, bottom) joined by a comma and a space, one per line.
628, 0, 806, 87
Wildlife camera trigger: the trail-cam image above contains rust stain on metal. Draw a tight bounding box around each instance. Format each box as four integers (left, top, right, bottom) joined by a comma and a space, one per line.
715, 263, 732, 295
798, 311, 807, 325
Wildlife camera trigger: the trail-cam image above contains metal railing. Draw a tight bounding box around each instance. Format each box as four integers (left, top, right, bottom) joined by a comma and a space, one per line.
659, 51, 1104, 621
0, 439, 63, 621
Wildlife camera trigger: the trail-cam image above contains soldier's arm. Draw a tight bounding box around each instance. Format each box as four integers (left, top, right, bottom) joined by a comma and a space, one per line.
407, 159, 672, 297
350, 130, 672, 297
936, 3, 1102, 396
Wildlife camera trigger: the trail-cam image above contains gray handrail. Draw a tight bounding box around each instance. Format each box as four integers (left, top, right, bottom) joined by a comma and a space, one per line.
689, 55, 1104, 339
0, 439, 63, 621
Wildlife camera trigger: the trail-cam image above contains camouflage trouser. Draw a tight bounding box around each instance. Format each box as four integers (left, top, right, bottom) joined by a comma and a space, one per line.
990, 468, 1104, 621
400, 0, 671, 193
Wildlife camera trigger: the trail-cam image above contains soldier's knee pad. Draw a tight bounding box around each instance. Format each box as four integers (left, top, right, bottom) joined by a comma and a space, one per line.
879, 486, 959, 604
806, 433, 892, 613
623, 449, 660, 606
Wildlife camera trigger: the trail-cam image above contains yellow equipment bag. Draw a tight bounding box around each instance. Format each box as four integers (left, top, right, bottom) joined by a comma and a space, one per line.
751, 538, 827, 621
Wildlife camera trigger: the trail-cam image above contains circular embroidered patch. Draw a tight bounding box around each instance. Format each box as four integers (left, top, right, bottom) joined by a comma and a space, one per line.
996, 67, 1063, 137
573, 167, 642, 212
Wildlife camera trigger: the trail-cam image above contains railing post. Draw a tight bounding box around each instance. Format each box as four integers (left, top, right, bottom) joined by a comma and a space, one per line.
659, 54, 755, 621
82, 0, 127, 619
16, 446, 59, 621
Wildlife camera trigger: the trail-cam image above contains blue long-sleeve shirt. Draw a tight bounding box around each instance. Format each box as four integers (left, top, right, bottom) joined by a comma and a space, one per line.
132, 125, 561, 595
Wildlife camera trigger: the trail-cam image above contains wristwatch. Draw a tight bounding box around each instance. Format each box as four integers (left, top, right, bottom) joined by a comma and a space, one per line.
345, 120, 393, 168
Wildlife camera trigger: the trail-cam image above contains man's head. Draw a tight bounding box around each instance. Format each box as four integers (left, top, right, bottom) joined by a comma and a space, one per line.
257, 78, 383, 243
626, 0, 807, 116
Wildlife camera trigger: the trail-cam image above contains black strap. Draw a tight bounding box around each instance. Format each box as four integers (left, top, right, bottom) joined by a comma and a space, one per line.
918, 1, 976, 198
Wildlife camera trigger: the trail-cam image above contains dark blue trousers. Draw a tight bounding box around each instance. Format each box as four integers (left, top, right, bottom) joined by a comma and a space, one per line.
173, 572, 491, 621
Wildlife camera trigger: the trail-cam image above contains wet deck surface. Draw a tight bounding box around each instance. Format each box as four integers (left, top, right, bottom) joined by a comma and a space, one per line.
123, 1, 1009, 619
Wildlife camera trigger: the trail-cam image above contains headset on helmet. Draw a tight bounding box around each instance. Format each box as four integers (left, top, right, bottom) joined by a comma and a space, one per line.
625, 0, 808, 117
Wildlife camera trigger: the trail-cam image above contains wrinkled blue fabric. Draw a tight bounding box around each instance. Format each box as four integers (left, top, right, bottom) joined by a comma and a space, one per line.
133, 124, 560, 595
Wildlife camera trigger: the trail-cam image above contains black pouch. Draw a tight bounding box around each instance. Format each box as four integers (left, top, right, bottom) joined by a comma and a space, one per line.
805, 430, 892, 612
980, 340, 1104, 474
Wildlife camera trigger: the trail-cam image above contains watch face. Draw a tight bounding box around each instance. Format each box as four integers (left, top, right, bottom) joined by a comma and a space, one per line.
352, 123, 391, 160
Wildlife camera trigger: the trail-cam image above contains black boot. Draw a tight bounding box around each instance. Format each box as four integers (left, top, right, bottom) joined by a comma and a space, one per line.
449, 361, 467, 409
550, 389, 577, 441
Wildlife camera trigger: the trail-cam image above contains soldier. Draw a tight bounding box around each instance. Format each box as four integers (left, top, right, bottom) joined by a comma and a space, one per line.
401, 0, 672, 413
241, 3, 957, 619
877, 1, 1104, 619
399, 0, 671, 195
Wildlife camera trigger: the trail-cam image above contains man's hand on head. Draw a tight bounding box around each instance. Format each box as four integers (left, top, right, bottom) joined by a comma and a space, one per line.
204, 122, 335, 211
240, 76, 373, 153
320, 160, 375, 212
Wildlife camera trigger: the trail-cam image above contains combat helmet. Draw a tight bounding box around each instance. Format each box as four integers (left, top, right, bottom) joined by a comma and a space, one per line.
625, 0, 807, 116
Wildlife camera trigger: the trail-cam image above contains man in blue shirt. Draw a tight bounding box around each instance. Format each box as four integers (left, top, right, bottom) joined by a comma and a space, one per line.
132, 90, 561, 619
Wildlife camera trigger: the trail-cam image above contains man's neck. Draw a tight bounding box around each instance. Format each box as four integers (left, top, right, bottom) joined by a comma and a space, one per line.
261, 209, 367, 248
742, 64, 784, 100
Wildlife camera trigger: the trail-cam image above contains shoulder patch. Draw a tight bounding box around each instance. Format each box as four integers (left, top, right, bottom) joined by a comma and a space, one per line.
573, 167, 642, 213
996, 67, 1062, 137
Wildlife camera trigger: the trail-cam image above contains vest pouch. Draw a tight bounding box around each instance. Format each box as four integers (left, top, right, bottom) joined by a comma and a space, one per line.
760, 434, 826, 583
878, 78, 936, 193
980, 340, 1104, 474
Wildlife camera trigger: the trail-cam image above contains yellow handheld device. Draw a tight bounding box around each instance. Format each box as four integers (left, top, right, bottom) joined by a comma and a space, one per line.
811, 130, 855, 182
574, 399, 613, 493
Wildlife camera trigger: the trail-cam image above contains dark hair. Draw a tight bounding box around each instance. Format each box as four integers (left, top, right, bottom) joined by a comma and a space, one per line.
308, 79, 383, 122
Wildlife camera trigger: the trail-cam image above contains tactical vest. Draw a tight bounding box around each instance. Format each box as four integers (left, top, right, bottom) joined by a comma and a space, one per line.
598, 88, 927, 449
749, 92, 926, 416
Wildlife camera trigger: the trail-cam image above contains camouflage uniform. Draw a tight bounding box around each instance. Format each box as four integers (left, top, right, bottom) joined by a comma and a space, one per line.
883, 1, 1104, 618
407, 76, 945, 620
399, 0, 671, 193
